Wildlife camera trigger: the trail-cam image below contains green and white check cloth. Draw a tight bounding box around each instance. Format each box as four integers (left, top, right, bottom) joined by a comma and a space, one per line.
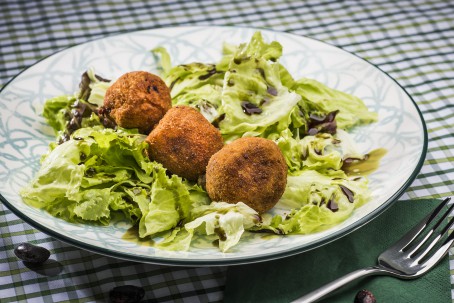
1, 0, 453, 302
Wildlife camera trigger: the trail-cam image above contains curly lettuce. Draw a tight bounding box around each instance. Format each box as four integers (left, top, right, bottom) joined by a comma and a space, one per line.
218, 32, 301, 141
20, 128, 201, 234
156, 202, 260, 252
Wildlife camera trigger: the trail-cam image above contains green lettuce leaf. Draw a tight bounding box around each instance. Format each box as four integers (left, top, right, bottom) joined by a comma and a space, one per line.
292, 77, 378, 129
87, 80, 111, 107
298, 133, 343, 171
152, 46, 173, 76
219, 32, 301, 141
42, 95, 77, 135
271, 129, 366, 174
42, 96, 104, 144
137, 169, 192, 237
156, 202, 260, 252
20, 128, 196, 228
78, 68, 111, 106
167, 63, 224, 122
20, 139, 86, 211
256, 169, 370, 234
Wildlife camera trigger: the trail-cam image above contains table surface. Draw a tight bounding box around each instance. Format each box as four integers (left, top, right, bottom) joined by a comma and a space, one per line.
1, 0, 453, 302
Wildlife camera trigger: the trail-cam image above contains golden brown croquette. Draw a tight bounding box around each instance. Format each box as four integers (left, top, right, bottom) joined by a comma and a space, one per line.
102, 71, 172, 134
146, 105, 224, 181
206, 137, 287, 214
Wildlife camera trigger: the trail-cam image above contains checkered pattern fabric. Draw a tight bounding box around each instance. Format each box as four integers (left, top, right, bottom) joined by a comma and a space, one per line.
1, 0, 453, 301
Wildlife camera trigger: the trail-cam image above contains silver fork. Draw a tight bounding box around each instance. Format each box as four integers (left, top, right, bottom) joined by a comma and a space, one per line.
292, 197, 454, 303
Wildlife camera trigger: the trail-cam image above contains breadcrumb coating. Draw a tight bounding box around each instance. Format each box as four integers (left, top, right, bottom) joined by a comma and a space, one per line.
146, 105, 224, 181
206, 137, 287, 213
103, 71, 171, 134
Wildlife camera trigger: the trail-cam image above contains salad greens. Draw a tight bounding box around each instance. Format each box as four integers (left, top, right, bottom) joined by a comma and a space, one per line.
21, 31, 378, 252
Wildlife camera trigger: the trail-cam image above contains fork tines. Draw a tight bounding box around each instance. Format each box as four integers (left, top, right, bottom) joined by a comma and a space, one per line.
401, 197, 454, 264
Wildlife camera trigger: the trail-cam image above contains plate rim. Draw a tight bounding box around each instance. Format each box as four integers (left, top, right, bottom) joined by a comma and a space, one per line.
0, 25, 428, 266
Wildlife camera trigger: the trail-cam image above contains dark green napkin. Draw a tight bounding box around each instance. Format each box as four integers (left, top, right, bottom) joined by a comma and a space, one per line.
224, 199, 451, 303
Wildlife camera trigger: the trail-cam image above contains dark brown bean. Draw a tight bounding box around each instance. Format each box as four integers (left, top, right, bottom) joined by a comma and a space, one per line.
14, 243, 50, 264
354, 289, 376, 303
109, 285, 145, 303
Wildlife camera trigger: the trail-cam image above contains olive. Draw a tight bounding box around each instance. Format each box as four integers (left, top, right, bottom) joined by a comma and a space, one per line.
14, 242, 50, 264
109, 285, 145, 303
354, 289, 376, 303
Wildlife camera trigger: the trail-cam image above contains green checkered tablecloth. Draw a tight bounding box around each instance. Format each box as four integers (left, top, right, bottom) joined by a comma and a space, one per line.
1, 0, 453, 302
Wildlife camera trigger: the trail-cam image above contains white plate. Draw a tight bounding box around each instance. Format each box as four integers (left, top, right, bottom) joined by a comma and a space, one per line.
0, 26, 427, 265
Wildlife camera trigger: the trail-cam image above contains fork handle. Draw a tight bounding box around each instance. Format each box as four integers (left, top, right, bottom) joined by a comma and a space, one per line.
291, 266, 386, 303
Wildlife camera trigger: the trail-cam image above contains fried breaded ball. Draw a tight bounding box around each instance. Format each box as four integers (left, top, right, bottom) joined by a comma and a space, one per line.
103, 71, 172, 134
146, 105, 224, 181
206, 137, 287, 214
